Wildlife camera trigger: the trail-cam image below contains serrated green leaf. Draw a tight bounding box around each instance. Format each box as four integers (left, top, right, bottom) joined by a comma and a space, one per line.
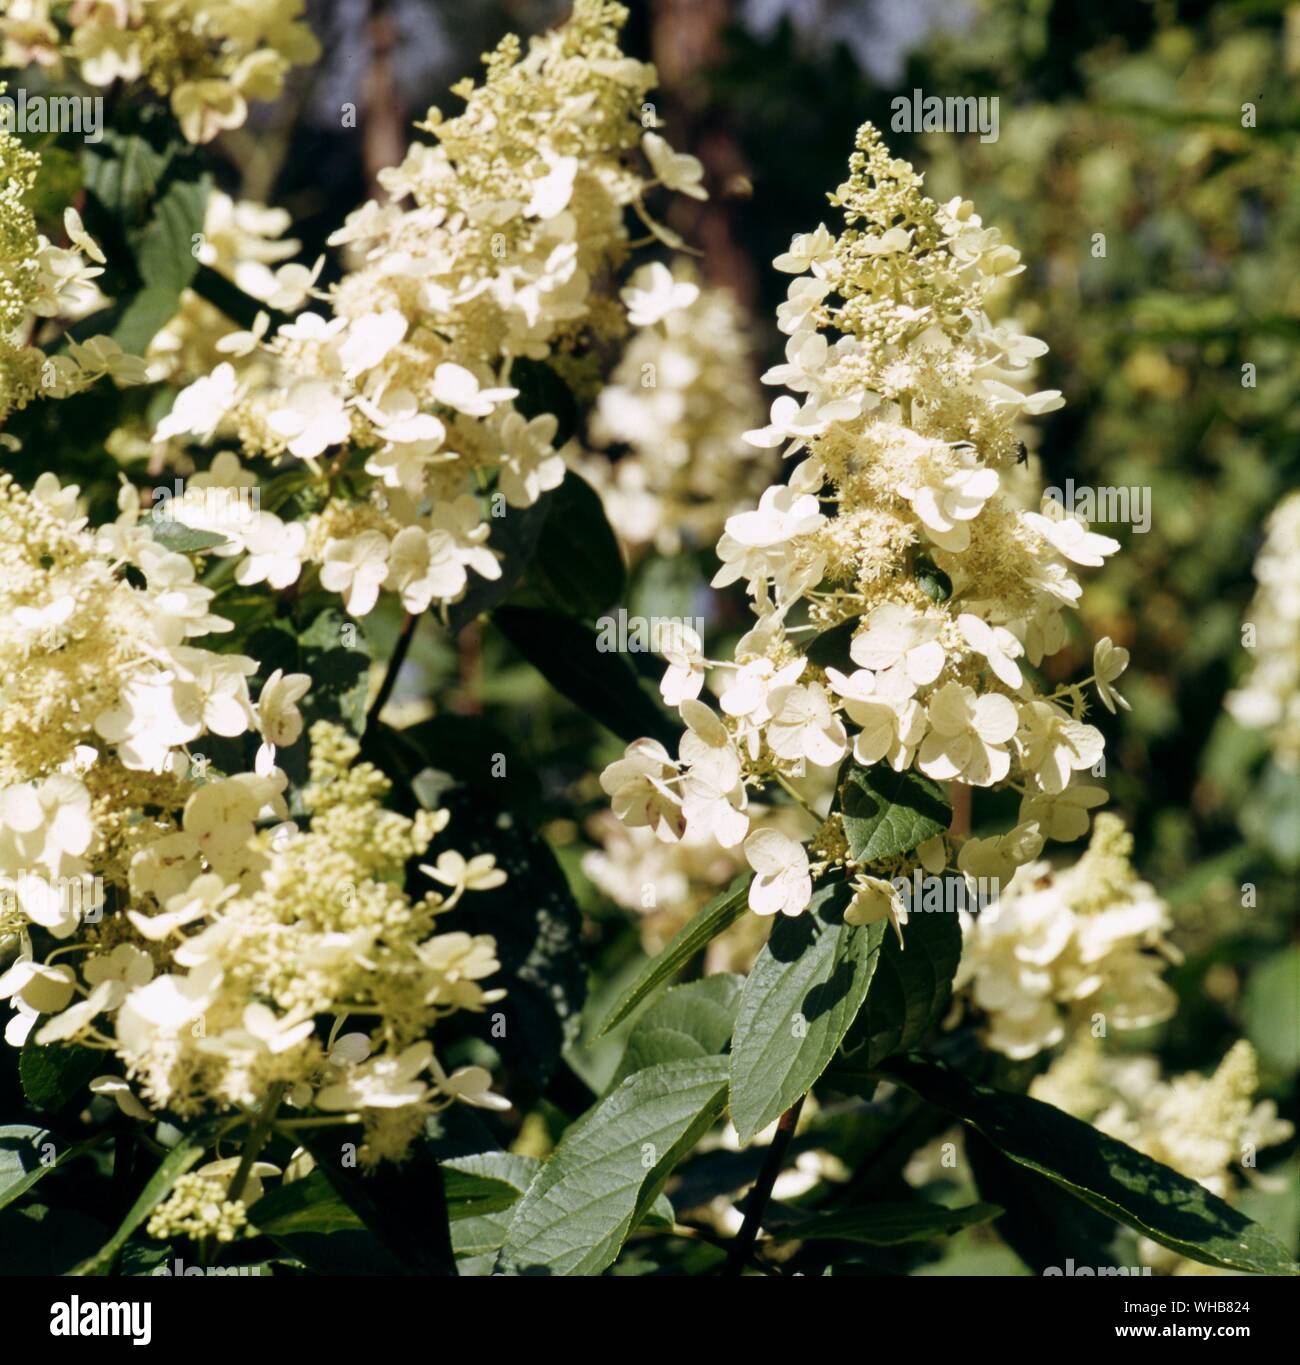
444, 1152, 539, 1221
80, 113, 210, 355
965, 1128, 1126, 1274
839, 899, 962, 1070
609, 974, 743, 1089
19, 1040, 101, 1113
770, 1200, 1001, 1245
499, 1057, 729, 1275
729, 881, 885, 1144
298, 607, 372, 735
839, 763, 951, 864
444, 1153, 540, 1274
598, 875, 751, 1035
885, 1053, 1300, 1276
70, 1137, 208, 1276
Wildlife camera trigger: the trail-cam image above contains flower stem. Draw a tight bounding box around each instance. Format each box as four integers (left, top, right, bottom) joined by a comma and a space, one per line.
365, 611, 417, 734
227, 1081, 286, 1204
724, 1095, 804, 1276
774, 772, 822, 825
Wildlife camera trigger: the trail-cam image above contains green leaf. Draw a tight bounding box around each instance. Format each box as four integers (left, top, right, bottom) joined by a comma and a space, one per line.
885, 1053, 1300, 1276
1241, 760, 1300, 869
0, 1127, 50, 1212
530, 471, 625, 618
597, 874, 751, 1035
297, 1133, 457, 1276
499, 1056, 729, 1275
839, 763, 951, 864
248, 1172, 407, 1276
298, 607, 372, 735
729, 880, 885, 1145
770, 1200, 1002, 1246
70, 1137, 208, 1276
444, 1152, 539, 1221
493, 605, 682, 750
447, 1153, 540, 1275
111, 173, 209, 354
965, 1128, 1126, 1274
150, 520, 228, 553
609, 974, 743, 1090
510, 357, 580, 447
80, 110, 210, 355
805, 618, 857, 672
0, 1126, 98, 1213
19, 1039, 101, 1113
446, 495, 553, 636
248, 1171, 363, 1237
839, 896, 963, 1071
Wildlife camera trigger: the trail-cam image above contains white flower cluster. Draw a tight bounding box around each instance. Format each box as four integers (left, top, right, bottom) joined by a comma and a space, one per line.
601, 123, 1127, 925
582, 271, 773, 555
1225, 491, 1300, 770
1, 0, 320, 144
152, 0, 706, 622
0, 474, 507, 1163
956, 814, 1177, 1059
1, 111, 145, 422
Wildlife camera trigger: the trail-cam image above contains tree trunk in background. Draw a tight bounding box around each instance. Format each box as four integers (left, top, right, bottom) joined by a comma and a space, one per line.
651, 0, 755, 308
363, 0, 407, 195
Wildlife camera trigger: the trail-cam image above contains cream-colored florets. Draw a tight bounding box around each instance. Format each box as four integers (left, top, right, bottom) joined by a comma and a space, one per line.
1225, 491, 1300, 769
601, 123, 1125, 927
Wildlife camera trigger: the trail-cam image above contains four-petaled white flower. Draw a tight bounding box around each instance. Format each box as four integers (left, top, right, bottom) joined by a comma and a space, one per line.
917, 683, 1018, 786
621, 262, 700, 327
744, 828, 812, 917
642, 132, 707, 200
958, 612, 1024, 690
1093, 636, 1131, 713
320, 531, 390, 616
765, 681, 848, 768
1024, 510, 1120, 567
599, 739, 684, 843
850, 604, 945, 688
